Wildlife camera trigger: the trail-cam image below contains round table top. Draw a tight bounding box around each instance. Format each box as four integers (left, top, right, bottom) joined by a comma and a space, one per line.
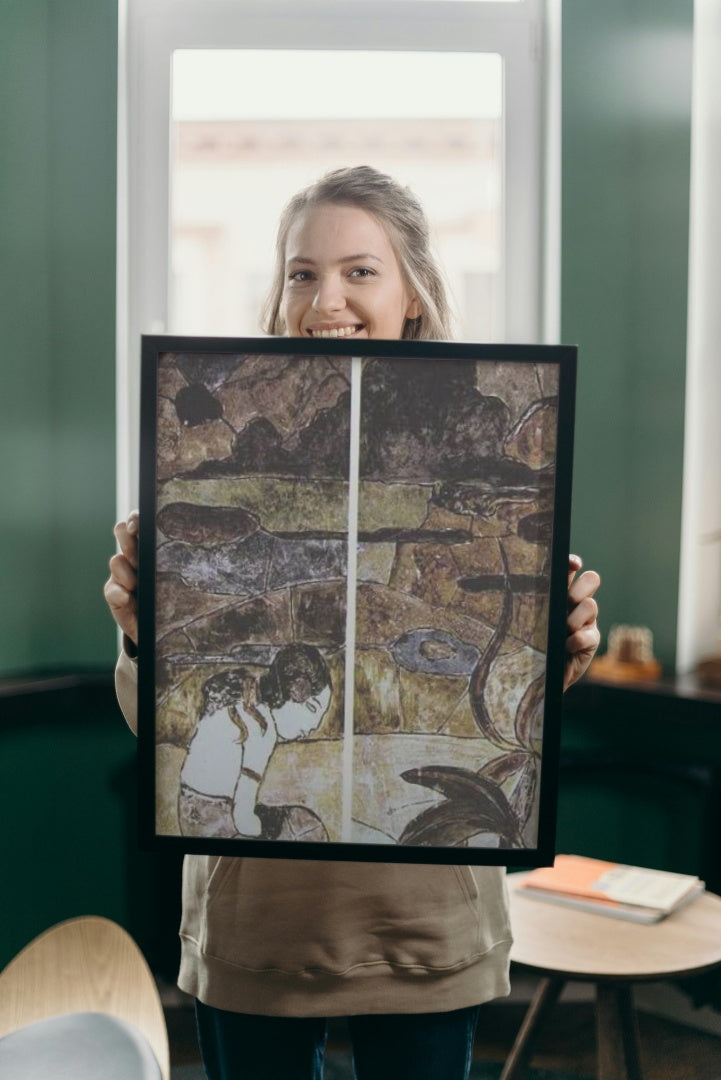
508, 872, 721, 981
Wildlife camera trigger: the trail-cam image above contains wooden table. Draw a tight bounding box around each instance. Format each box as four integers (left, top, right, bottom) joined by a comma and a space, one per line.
503, 874, 721, 1080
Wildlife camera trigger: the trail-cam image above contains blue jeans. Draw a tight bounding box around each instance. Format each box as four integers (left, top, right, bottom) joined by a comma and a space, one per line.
195, 1000, 481, 1080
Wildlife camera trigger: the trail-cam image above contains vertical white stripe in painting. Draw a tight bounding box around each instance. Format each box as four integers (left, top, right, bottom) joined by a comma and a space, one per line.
341, 357, 362, 843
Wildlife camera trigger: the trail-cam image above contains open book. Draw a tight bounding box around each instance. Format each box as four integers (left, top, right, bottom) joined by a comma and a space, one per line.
515, 854, 705, 923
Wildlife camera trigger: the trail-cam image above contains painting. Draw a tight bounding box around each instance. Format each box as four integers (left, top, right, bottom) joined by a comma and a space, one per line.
138, 336, 576, 865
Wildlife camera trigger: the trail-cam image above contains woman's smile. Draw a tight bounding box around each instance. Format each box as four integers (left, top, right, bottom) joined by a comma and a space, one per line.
306, 322, 365, 339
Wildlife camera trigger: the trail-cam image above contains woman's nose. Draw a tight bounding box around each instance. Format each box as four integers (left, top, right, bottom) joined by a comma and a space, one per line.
312, 274, 345, 314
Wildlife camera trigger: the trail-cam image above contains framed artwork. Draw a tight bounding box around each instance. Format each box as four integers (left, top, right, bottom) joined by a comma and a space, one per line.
138, 336, 576, 865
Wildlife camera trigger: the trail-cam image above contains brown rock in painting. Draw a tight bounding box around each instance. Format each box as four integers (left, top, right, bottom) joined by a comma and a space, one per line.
356, 582, 495, 654
157, 502, 259, 545
482, 645, 546, 749
470, 495, 551, 540
421, 504, 473, 534
184, 590, 294, 654
357, 542, 396, 585
157, 363, 190, 400
389, 543, 460, 610
474, 362, 546, 426
156, 670, 209, 746
514, 593, 550, 652
155, 573, 229, 641
156, 394, 234, 479
397, 667, 472, 735
453, 589, 544, 652
453, 588, 508, 638
355, 583, 433, 647
448, 537, 504, 579
354, 648, 403, 734
219, 356, 349, 438
156, 744, 185, 835
157, 396, 182, 475
499, 533, 548, 576
293, 582, 346, 646
537, 364, 559, 399
442, 691, 483, 738
504, 401, 558, 469
313, 650, 345, 739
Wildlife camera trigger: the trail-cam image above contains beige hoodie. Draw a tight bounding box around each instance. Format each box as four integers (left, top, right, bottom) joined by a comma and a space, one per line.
116, 650, 512, 1016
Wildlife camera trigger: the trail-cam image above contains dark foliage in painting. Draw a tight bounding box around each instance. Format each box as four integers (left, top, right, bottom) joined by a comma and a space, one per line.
360, 359, 510, 480
399, 766, 522, 847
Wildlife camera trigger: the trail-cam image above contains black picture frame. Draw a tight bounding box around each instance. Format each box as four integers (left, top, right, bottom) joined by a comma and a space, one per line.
138, 335, 576, 865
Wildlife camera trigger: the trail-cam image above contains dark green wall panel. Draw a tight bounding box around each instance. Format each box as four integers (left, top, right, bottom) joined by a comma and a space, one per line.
0, 700, 133, 966
562, 0, 693, 669
0, 685, 183, 975
0, 0, 118, 675
0, 3, 55, 671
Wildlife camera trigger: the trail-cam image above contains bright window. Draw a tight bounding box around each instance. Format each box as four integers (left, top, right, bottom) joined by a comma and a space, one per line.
118, 0, 557, 509
170, 50, 503, 341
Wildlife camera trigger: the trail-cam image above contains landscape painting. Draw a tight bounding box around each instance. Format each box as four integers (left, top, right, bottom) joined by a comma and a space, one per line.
138, 336, 576, 865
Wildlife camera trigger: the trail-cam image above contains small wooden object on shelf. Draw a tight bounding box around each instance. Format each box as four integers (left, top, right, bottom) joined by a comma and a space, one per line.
590, 624, 662, 683
696, 653, 721, 689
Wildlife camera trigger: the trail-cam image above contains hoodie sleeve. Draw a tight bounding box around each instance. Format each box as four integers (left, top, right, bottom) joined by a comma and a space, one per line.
115, 641, 139, 736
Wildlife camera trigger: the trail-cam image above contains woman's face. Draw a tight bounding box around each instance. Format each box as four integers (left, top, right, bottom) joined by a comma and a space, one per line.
281, 203, 421, 341
272, 684, 332, 741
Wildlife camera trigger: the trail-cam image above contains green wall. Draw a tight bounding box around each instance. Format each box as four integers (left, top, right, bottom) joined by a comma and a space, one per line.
0, 0, 118, 675
0, 0, 129, 970
563, 0, 693, 670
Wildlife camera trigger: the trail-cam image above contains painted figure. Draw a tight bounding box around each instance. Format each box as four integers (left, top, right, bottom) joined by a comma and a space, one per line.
179, 645, 332, 838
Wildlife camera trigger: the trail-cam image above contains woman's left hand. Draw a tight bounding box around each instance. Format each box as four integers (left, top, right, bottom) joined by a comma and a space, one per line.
564, 555, 601, 691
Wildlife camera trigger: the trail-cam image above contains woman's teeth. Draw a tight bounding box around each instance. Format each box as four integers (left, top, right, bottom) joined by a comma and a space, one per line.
310, 325, 360, 338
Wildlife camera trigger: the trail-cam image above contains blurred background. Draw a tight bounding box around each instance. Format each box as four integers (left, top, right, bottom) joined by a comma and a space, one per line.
2, 3, 719, 1032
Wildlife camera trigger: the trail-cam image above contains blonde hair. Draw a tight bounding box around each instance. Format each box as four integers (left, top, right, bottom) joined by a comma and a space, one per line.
262, 166, 453, 341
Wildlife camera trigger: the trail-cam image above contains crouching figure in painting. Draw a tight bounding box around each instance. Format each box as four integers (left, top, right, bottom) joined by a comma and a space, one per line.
178, 644, 332, 840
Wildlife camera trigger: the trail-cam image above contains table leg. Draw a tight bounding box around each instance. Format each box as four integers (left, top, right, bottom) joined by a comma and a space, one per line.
596, 982, 643, 1080
500, 976, 565, 1080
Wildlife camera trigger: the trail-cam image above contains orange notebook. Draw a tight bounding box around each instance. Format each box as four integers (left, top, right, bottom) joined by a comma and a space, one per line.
516, 854, 703, 923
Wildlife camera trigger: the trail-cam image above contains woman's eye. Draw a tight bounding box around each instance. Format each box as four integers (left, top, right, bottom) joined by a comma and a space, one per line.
288, 270, 313, 283
349, 267, 375, 279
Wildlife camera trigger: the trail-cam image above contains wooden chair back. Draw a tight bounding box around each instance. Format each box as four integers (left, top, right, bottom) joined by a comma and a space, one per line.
0, 916, 169, 1080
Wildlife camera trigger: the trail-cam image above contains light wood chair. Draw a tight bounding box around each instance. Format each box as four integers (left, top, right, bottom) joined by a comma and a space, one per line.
0, 915, 169, 1079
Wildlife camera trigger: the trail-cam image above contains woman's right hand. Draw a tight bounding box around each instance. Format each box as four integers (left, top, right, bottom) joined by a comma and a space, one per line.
104, 510, 139, 646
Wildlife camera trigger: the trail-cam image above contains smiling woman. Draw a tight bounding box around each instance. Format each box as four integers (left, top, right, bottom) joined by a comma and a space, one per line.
263, 166, 452, 341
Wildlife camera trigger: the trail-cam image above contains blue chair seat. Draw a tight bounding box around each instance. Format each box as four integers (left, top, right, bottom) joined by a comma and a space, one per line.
0, 1011, 163, 1079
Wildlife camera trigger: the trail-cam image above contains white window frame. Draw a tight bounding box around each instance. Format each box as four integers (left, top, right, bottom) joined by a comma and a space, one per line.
116, 0, 559, 511
676, 0, 721, 675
